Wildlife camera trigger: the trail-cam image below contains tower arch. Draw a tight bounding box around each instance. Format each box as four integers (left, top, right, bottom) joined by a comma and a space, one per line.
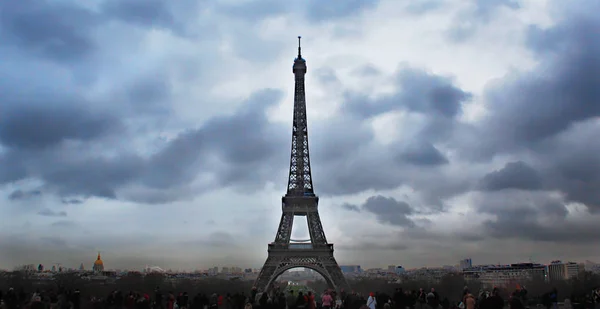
266, 265, 336, 292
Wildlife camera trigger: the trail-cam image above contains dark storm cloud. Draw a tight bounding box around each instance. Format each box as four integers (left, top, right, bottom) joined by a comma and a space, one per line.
0, 0, 99, 62
340, 203, 360, 212
42, 154, 145, 199
38, 208, 67, 217
471, 191, 600, 243
62, 199, 84, 205
345, 195, 416, 228
126, 75, 173, 115
457, 0, 600, 212
539, 122, 600, 211
479, 161, 542, 191
8, 189, 42, 201
473, 9, 600, 157
363, 196, 415, 227
141, 89, 286, 195
0, 104, 119, 150
0, 86, 283, 204
346, 67, 471, 119
397, 142, 449, 166
310, 66, 469, 200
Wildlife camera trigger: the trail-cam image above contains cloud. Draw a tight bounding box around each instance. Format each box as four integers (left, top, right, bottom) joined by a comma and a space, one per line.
446, 0, 521, 41
0, 0, 99, 62
62, 199, 84, 205
398, 142, 449, 166
473, 190, 600, 243
340, 203, 360, 212
479, 161, 542, 191
38, 209, 68, 217
51, 220, 77, 228
344, 195, 415, 228
8, 189, 42, 200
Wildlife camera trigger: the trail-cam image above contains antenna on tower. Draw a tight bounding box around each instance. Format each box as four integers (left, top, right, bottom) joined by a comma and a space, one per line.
297, 36, 302, 58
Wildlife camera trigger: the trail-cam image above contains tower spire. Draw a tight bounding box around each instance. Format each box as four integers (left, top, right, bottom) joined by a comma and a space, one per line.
288, 36, 312, 195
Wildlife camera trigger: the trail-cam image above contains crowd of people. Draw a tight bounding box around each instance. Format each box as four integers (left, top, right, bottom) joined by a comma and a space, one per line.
0, 285, 599, 309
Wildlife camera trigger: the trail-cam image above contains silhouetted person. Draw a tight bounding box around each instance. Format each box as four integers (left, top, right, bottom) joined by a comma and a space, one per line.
441, 298, 450, 309
155, 287, 164, 309
393, 288, 405, 309
260, 292, 269, 309
31, 296, 45, 309
509, 292, 525, 309
486, 288, 503, 309
287, 290, 297, 309
297, 292, 306, 309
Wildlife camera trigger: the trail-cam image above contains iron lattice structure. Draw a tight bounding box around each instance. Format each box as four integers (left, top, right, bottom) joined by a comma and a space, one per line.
254, 37, 350, 293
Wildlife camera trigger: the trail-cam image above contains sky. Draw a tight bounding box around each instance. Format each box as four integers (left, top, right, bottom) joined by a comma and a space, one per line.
1, 0, 599, 272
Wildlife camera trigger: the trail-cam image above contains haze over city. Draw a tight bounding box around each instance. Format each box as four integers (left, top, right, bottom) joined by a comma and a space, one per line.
1, 0, 599, 271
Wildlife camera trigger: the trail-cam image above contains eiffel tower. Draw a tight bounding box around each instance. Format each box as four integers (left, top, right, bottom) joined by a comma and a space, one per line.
254, 37, 350, 293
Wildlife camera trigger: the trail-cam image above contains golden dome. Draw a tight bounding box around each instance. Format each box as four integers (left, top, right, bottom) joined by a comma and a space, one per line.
94, 252, 104, 265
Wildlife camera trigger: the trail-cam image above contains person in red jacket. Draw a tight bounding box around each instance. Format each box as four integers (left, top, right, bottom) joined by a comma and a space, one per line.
306, 292, 316, 309
167, 292, 176, 309
218, 294, 224, 308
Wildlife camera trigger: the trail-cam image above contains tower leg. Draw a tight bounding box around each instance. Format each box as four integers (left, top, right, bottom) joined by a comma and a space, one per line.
274, 213, 294, 244
254, 256, 280, 293
323, 256, 351, 292
306, 212, 327, 244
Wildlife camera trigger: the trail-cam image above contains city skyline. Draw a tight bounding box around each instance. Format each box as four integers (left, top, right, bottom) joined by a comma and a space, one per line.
1, 0, 600, 270
9, 254, 598, 274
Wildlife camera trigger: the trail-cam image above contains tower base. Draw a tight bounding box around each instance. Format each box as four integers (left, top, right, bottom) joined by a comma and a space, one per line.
254, 244, 350, 293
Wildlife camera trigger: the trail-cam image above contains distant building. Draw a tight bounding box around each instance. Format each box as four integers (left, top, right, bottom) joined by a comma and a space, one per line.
340, 265, 362, 273
79, 263, 85, 271
547, 261, 581, 281
15, 264, 36, 272
208, 267, 219, 275
459, 259, 472, 271
463, 263, 545, 288
93, 252, 105, 272
144, 265, 165, 273
395, 266, 406, 275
